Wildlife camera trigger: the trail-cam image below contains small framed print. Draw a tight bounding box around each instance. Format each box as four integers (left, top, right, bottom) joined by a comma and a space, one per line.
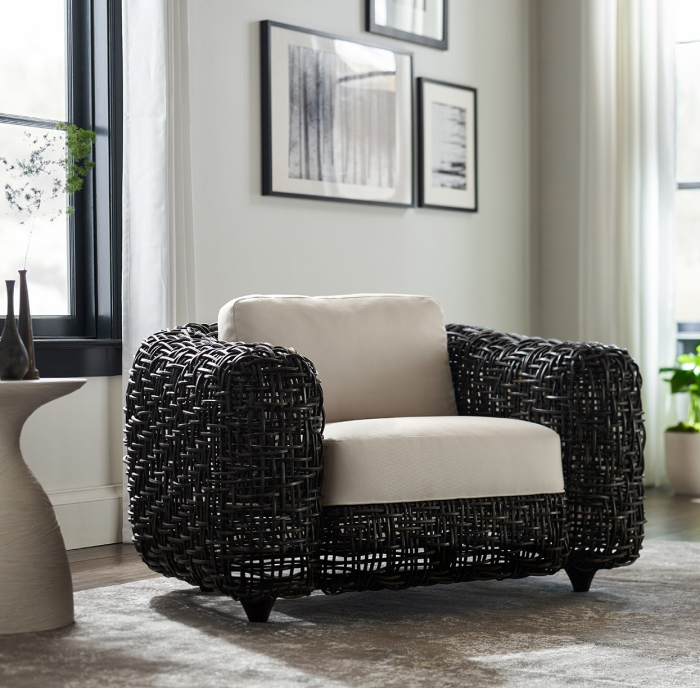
260, 21, 414, 208
417, 78, 477, 212
366, 0, 448, 51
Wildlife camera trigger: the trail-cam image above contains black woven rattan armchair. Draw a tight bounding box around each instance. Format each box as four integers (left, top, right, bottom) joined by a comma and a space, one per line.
125, 295, 645, 622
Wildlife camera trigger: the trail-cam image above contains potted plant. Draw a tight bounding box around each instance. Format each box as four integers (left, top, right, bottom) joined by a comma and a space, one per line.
0, 123, 95, 380
660, 346, 700, 495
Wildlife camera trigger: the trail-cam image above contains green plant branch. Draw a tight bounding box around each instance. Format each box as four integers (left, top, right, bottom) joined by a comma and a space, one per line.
660, 344, 700, 433
0, 123, 95, 266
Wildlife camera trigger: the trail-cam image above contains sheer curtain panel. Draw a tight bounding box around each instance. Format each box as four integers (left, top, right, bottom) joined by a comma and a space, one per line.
121, 0, 197, 541
579, 0, 676, 485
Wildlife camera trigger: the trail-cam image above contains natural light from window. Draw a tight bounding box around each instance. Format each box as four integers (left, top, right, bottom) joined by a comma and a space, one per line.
674, 0, 700, 324
0, 0, 69, 316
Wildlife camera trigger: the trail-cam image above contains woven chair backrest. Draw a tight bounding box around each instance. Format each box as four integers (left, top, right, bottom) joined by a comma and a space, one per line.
218, 293, 458, 423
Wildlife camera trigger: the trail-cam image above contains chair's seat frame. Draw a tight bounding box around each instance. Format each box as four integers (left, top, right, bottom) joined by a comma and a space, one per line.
124, 323, 645, 622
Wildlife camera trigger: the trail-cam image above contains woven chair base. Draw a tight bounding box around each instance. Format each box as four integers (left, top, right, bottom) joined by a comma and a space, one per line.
319, 493, 569, 594
131, 493, 569, 604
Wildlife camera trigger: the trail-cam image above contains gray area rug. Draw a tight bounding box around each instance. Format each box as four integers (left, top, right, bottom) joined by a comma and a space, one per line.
0, 540, 698, 687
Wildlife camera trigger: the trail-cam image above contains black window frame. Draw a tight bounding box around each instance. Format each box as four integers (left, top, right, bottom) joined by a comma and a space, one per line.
0, 0, 121, 376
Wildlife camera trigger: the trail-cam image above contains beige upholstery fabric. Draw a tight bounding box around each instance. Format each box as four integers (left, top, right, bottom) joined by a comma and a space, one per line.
218, 294, 458, 423
321, 416, 564, 506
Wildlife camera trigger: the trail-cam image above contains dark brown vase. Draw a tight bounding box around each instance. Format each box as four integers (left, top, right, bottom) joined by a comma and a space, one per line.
0, 280, 29, 381
18, 270, 40, 380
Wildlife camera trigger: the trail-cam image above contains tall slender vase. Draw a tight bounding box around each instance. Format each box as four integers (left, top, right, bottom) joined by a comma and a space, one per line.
18, 270, 40, 380
0, 281, 29, 381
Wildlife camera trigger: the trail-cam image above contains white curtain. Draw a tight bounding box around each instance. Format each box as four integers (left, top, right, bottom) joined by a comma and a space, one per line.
579, 0, 676, 485
121, 0, 197, 541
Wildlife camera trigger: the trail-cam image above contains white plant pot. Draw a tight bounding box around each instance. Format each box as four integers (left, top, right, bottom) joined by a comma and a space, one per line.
665, 431, 700, 496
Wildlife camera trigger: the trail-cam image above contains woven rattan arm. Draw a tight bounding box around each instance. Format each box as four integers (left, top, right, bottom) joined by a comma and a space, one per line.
124, 324, 324, 609
446, 324, 645, 575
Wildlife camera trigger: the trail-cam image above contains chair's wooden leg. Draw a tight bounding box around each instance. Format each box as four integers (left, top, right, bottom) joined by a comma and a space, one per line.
565, 564, 597, 592
241, 598, 276, 623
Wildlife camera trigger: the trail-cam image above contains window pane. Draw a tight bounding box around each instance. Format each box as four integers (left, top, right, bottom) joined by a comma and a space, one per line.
0, 0, 66, 121
677, 42, 700, 183
675, 189, 700, 323
0, 123, 69, 316
676, 0, 700, 43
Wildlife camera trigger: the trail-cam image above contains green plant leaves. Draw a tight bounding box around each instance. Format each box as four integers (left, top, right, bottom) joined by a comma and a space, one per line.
660, 343, 700, 426
665, 368, 700, 394
0, 122, 95, 223
54, 122, 96, 209
666, 421, 700, 433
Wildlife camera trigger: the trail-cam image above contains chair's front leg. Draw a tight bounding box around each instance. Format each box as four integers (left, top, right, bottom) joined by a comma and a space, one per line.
565, 564, 596, 592
241, 598, 277, 623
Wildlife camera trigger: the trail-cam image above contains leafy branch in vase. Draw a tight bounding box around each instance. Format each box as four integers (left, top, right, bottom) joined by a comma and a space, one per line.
1, 123, 96, 268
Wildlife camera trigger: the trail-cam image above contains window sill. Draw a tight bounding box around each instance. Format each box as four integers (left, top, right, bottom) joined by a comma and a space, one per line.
34, 339, 121, 378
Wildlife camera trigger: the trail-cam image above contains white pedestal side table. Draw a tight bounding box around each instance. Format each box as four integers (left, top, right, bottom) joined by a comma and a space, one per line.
0, 379, 86, 634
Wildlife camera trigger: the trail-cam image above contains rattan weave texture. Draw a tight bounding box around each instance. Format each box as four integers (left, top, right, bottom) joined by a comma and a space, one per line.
124, 323, 324, 601
446, 325, 645, 572
125, 322, 644, 610
320, 493, 568, 594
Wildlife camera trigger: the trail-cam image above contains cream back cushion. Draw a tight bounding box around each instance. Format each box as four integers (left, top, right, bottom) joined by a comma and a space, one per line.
218, 294, 458, 423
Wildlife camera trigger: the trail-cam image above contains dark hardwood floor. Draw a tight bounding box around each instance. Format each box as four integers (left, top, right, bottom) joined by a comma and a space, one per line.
643, 486, 700, 541
68, 486, 700, 593
69, 543, 159, 592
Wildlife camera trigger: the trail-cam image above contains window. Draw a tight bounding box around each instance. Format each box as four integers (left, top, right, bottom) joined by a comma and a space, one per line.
675, 0, 700, 355
0, 0, 121, 376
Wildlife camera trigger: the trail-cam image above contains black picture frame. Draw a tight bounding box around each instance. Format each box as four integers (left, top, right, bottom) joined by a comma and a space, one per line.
366, 0, 448, 51
417, 77, 477, 212
260, 20, 414, 208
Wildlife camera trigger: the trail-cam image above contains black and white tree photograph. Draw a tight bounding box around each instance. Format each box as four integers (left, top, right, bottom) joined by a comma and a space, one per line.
288, 45, 397, 189
418, 78, 477, 211
261, 21, 414, 207
431, 102, 466, 190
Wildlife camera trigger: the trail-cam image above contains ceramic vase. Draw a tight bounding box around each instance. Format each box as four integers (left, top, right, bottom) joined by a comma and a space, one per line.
18, 270, 39, 380
665, 431, 700, 496
0, 280, 29, 381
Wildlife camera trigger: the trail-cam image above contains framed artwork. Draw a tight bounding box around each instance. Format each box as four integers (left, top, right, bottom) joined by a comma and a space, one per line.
260, 21, 414, 207
417, 78, 477, 212
366, 0, 448, 51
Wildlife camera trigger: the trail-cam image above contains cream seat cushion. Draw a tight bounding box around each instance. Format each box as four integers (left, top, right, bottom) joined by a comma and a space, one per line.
321, 416, 564, 506
218, 294, 458, 423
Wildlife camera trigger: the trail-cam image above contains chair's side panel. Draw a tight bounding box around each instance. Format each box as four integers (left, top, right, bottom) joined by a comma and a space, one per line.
125, 326, 203, 585
446, 325, 645, 572
125, 324, 325, 601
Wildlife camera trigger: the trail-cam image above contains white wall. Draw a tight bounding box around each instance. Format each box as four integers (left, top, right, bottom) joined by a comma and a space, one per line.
21, 376, 124, 550
188, 0, 535, 333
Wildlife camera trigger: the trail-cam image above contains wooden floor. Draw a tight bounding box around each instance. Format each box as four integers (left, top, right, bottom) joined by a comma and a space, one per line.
68, 542, 160, 593
69, 486, 700, 593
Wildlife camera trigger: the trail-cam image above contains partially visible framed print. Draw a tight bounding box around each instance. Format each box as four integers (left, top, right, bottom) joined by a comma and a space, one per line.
367, 0, 448, 51
417, 78, 477, 212
261, 21, 414, 207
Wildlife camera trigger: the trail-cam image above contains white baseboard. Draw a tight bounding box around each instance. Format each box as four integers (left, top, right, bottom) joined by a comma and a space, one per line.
48, 484, 123, 550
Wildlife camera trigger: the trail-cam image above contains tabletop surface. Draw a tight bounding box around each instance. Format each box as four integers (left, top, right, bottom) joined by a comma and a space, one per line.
0, 379, 87, 386
0, 379, 87, 398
